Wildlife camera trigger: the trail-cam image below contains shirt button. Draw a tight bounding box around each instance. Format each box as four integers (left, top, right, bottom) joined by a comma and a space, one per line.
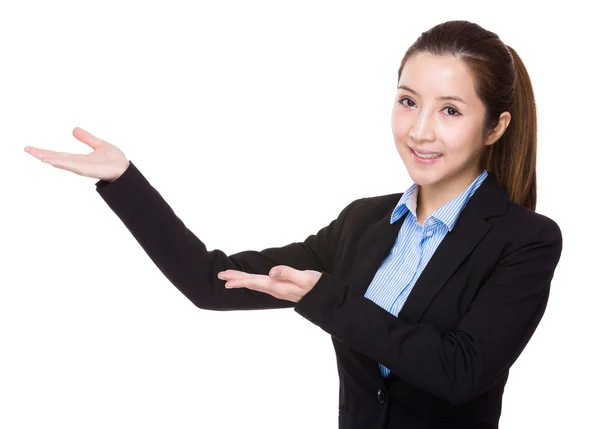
426, 230, 433, 237
377, 389, 386, 404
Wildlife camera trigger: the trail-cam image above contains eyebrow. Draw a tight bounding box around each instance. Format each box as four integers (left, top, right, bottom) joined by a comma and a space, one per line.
397, 85, 468, 105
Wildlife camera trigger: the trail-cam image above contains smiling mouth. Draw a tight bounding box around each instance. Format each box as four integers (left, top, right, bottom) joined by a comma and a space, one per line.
409, 147, 444, 164
410, 148, 443, 159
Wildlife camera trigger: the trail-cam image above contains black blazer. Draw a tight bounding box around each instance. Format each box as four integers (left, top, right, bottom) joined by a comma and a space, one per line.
96, 161, 563, 429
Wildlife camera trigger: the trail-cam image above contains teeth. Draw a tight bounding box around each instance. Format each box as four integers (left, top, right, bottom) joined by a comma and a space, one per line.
414, 150, 442, 159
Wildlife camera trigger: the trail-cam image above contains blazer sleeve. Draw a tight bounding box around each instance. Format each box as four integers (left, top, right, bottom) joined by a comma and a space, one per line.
294, 216, 563, 405
95, 160, 356, 311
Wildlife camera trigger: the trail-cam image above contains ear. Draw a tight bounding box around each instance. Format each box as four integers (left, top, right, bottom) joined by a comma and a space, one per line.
485, 111, 511, 146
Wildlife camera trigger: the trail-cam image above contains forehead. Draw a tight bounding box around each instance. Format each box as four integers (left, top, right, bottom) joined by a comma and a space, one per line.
398, 53, 479, 105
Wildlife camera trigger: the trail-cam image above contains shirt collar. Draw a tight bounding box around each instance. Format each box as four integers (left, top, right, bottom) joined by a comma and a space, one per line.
390, 169, 489, 231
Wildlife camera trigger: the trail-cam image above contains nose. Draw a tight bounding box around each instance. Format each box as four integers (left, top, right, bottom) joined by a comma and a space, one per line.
408, 108, 436, 142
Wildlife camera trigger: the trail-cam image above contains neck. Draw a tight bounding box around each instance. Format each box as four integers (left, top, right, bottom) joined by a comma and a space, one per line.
416, 168, 483, 220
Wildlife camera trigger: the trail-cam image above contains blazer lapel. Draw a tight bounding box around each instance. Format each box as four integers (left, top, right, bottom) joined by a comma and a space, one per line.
349, 172, 510, 324
348, 211, 404, 299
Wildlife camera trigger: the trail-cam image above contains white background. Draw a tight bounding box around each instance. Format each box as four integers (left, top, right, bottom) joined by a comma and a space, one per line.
2, 0, 597, 428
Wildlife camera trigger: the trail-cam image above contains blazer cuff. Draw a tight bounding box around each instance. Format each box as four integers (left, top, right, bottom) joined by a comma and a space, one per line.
294, 271, 349, 324
95, 160, 135, 191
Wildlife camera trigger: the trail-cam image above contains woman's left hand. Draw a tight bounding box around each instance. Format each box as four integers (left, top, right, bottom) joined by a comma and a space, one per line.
217, 266, 322, 303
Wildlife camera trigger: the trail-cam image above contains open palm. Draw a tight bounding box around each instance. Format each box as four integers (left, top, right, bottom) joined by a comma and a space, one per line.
24, 127, 130, 182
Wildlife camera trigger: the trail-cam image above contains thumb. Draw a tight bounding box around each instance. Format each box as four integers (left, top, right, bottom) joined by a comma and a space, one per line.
72, 127, 104, 150
269, 265, 299, 282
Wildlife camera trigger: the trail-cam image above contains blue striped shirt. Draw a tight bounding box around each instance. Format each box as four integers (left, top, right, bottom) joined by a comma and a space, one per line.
364, 169, 489, 378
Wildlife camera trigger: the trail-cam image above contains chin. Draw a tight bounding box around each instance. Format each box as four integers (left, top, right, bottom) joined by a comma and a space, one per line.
407, 170, 444, 187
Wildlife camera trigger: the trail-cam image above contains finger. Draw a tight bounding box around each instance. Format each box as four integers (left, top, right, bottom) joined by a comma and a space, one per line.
25, 146, 82, 162
72, 127, 104, 150
218, 270, 256, 280
226, 275, 272, 292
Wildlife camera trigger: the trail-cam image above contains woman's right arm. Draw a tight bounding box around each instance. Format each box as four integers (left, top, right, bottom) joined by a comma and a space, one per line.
95, 160, 354, 311
25, 127, 355, 311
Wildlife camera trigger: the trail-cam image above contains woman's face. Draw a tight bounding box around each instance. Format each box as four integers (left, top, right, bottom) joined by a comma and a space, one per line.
392, 52, 493, 193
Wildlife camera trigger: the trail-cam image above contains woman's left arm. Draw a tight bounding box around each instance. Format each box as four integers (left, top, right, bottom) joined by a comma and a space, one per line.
292, 219, 563, 405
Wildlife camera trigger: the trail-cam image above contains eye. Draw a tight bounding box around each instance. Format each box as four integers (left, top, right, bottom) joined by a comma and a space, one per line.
442, 106, 462, 117
398, 97, 462, 117
398, 97, 416, 108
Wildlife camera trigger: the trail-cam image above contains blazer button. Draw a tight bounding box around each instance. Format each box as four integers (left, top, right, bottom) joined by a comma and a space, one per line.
377, 389, 386, 404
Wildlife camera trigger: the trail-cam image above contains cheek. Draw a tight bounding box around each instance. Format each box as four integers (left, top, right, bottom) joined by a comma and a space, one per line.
444, 127, 468, 144
391, 112, 410, 138
438, 126, 479, 154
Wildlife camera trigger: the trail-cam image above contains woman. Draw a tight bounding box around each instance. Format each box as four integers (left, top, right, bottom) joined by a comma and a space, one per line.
24, 20, 562, 429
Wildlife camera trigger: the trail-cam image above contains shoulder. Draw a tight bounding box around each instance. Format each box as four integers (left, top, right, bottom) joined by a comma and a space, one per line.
488, 202, 563, 270
501, 201, 562, 243
339, 192, 403, 222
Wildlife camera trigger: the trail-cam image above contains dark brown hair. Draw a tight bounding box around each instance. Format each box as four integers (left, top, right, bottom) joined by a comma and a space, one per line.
397, 20, 537, 210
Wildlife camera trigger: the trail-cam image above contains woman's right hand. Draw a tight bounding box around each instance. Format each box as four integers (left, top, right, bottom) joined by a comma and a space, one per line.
24, 127, 130, 182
